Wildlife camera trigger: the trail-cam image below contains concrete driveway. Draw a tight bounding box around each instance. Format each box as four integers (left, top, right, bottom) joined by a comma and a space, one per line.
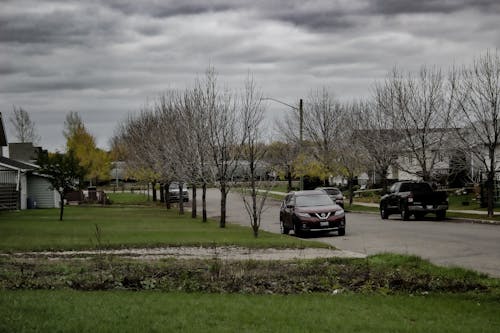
196, 188, 500, 277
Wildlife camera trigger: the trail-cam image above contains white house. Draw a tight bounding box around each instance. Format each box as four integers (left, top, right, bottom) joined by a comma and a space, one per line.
0, 112, 58, 210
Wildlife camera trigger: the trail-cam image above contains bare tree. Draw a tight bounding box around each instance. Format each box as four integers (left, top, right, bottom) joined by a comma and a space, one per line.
391, 66, 455, 182
204, 67, 243, 228
9, 106, 40, 143
114, 107, 169, 205
63, 111, 84, 140
191, 81, 213, 222
451, 50, 500, 217
174, 90, 203, 217
337, 102, 369, 205
303, 88, 343, 178
240, 74, 269, 237
356, 83, 402, 191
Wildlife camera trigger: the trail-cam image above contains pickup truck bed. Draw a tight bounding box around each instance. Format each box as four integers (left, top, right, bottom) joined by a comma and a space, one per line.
380, 182, 448, 220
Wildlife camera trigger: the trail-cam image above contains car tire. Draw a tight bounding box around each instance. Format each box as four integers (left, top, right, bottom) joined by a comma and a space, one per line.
338, 227, 346, 236
293, 223, 302, 237
380, 204, 389, 219
436, 210, 446, 220
280, 220, 290, 235
401, 205, 410, 221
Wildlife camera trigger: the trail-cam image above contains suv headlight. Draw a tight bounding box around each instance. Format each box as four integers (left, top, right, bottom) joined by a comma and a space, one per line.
296, 212, 310, 217
334, 209, 344, 216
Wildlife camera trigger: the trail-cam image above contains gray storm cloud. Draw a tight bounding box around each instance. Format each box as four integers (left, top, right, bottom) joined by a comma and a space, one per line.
0, 0, 499, 151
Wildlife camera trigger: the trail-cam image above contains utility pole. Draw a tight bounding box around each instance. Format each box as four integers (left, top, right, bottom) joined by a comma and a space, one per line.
261, 97, 305, 191
299, 99, 304, 190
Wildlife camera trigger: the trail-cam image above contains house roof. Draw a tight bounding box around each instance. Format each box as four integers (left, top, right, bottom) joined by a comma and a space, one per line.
0, 156, 38, 171
0, 112, 7, 147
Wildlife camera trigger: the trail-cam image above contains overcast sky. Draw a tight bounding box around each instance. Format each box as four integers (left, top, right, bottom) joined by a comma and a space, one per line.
1, 0, 500, 152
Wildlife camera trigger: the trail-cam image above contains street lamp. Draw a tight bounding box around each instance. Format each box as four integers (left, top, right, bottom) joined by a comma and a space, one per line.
261, 97, 304, 190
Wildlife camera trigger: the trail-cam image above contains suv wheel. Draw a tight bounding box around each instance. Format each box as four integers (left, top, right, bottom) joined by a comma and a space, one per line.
280, 220, 290, 235
338, 227, 346, 236
293, 223, 302, 237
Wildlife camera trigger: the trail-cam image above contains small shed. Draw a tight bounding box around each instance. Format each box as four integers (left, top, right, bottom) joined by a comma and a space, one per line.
27, 173, 59, 208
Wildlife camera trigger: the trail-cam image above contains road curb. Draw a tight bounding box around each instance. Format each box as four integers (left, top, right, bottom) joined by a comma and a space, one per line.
346, 209, 500, 226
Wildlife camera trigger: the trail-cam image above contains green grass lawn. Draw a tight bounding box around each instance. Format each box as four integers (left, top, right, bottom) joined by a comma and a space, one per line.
107, 192, 151, 205
0, 204, 324, 252
1, 290, 499, 333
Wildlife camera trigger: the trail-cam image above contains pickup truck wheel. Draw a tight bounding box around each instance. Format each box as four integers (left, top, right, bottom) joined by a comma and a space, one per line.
401, 206, 410, 221
280, 220, 290, 235
414, 212, 425, 220
380, 205, 389, 219
436, 210, 446, 220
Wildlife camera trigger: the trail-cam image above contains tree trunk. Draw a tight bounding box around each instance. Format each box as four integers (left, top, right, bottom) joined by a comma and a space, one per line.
179, 183, 184, 215
159, 184, 165, 203
165, 182, 171, 209
220, 184, 227, 228
486, 148, 496, 218
252, 189, 258, 238
348, 177, 354, 206
59, 191, 64, 221
486, 177, 494, 218
191, 183, 197, 218
251, 165, 259, 238
202, 182, 207, 222
287, 165, 292, 192
152, 181, 157, 202
379, 168, 388, 195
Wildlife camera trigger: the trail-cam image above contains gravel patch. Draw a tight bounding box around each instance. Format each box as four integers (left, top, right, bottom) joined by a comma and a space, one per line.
2, 246, 366, 261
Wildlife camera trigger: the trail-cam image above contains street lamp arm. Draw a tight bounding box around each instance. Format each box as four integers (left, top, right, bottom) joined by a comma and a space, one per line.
261, 96, 304, 191
260, 97, 299, 111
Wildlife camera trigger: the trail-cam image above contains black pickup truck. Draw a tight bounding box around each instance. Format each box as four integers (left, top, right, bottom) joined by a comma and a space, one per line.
379, 181, 448, 220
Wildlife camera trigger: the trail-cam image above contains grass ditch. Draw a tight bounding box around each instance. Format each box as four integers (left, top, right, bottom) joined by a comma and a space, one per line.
1, 253, 498, 295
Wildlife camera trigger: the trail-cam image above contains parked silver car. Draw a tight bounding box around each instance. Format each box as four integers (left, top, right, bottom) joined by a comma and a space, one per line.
315, 187, 344, 208
168, 182, 189, 202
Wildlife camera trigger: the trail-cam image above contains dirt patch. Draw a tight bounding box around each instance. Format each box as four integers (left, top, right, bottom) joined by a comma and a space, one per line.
2, 246, 366, 261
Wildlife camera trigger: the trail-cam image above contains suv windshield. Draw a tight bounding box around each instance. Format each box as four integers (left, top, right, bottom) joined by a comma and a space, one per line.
296, 194, 334, 207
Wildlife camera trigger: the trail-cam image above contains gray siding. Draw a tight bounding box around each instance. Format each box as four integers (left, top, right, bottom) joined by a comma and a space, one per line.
27, 176, 56, 208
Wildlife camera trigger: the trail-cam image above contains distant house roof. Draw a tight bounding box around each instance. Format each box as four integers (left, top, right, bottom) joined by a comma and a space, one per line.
0, 112, 7, 147
8, 142, 43, 162
0, 156, 38, 171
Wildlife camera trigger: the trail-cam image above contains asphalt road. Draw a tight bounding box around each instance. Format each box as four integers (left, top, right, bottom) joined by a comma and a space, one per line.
194, 188, 500, 277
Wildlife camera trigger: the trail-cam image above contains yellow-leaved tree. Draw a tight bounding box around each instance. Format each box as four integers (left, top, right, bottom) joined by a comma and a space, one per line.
64, 111, 111, 185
